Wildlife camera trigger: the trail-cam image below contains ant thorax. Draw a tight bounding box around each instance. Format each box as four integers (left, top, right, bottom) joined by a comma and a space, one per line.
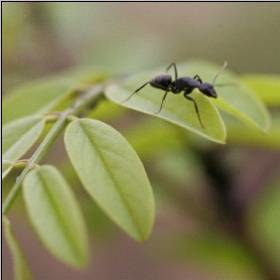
172, 77, 201, 93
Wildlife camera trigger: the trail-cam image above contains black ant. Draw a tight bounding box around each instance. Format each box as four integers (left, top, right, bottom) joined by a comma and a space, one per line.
123, 61, 230, 128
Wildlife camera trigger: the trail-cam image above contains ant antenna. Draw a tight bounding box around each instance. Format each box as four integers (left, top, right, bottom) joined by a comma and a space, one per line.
212, 61, 228, 86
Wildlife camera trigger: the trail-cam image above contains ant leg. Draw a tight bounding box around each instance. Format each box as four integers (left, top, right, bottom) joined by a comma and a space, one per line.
122, 81, 150, 103
166, 62, 178, 80
193, 74, 203, 83
155, 91, 168, 114
184, 93, 204, 128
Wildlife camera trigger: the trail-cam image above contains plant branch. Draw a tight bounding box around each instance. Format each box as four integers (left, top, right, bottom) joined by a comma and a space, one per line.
2, 85, 104, 215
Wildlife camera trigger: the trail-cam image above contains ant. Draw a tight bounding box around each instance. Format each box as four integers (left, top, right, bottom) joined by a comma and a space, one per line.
123, 61, 230, 128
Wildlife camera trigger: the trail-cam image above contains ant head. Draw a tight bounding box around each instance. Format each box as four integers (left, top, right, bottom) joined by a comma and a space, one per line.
151, 74, 172, 89
199, 83, 217, 98
199, 61, 227, 98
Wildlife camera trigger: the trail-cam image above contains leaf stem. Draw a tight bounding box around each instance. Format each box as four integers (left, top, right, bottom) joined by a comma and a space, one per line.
2, 85, 103, 215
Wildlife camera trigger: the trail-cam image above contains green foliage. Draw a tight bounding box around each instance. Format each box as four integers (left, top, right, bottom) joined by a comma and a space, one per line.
3, 217, 32, 280
191, 65, 271, 133
124, 118, 182, 159
3, 78, 76, 124
105, 61, 270, 144
87, 99, 125, 121
173, 232, 263, 280
3, 71, 105, 124
64, 118, 155, 241
185, 62, 271, 132
179, 62, 270, 132
3, 116, 45, 164
106, 84, 226, 143
242, 74, 280, 106
2, 160, 14, 180
23, 165, 89, 268
227, 113, 280, 149
248, 178, 280, 273
2, 59, 279, 278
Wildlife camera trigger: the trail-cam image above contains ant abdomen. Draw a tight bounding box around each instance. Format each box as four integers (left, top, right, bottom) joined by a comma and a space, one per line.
150, 75, 172, 90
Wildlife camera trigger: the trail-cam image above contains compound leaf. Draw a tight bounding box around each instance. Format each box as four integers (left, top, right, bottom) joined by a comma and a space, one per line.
64, 118, 155, 241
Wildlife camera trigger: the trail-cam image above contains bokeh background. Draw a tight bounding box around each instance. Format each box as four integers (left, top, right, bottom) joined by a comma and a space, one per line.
2, 2, 280, 280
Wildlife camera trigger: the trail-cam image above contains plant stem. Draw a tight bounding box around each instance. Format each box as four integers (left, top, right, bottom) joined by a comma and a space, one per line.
2, 85, 103, 215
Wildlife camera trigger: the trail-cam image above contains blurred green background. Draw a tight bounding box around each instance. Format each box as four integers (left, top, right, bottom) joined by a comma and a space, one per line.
3, 2, 280, 89
3, 3, 280, 280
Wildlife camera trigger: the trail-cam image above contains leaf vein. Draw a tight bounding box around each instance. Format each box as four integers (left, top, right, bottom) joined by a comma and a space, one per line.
78, 121, 144, 239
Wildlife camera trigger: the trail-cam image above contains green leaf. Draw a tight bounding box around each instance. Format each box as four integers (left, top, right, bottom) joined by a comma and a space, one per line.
3, 71, 105, 124
87, 99, 125, 121
3, 116, 45, 163
181, 61, 270, 131
105, 83, 226, 144
228, 112, 280, 149
3, 78, 76, 124
3, 217, 32, 280
64, 118, 155, 241
242, 74, 280, 106
23, 165, 89, 268
248, 178, 280, 273
105, 61, 270, 140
